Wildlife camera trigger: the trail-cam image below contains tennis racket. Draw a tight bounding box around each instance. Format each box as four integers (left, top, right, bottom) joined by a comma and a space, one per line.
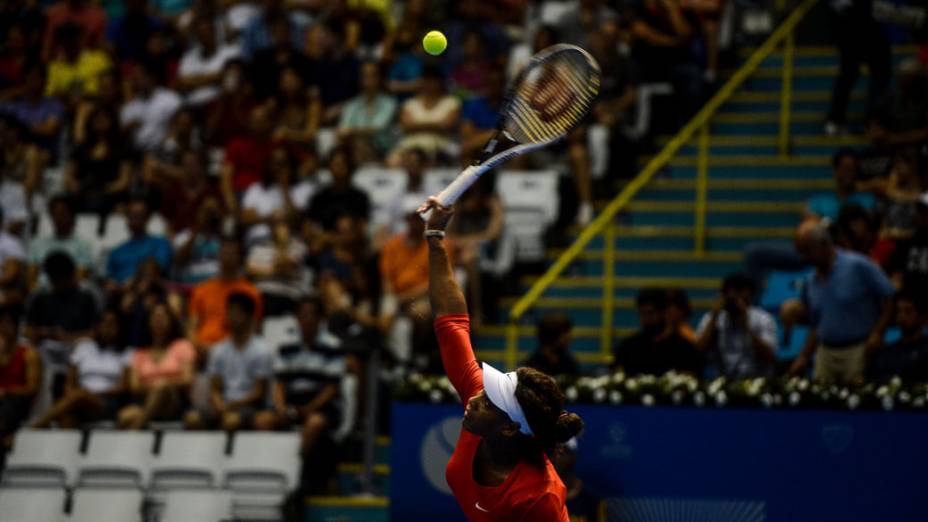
424, 44, 600, 211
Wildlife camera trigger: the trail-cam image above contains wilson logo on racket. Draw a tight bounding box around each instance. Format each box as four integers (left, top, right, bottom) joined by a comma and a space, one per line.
528, 68, 576, 123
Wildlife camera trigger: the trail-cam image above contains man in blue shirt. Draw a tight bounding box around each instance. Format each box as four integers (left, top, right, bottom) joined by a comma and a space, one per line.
787, 221, 895, 384
106, 198, 172, 285
805, 149, 876, 221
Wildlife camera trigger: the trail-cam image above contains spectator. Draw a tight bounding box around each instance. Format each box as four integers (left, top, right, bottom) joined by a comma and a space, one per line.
220, 104, 276, 213
44, 22, 112, 100
173, 197, 224, 285
380, 148, 430, 241
176, 14, 241, 107
42, 0, 108, 62
875, 59, 928, 148
242, 147, 302, 245
316, 214, 379, 314
248, 12, 313, 100
338, 61, 398, 163
390, 65, 461, 165
0, 66, 65, 155
449, 30, 494, 100
204, 59, 257, 147
119, 257, 180, 347
628, 0, 694, 86
835, 204, 881, 261
555, 0, 617, 49
120, 65, 182, 153
254, 296, 345, 455
25, 251, 98, 347
240, 0, 312, 59
868, 289, 928, 382
303, 22, 360, 122
246, 214, 309, 316
188, 236, 262, 351
612, 288, 702, 376
151, 148, 222, 234
31, 307, 130, 428
523, 314, 580, 377
64, 105, 131, 219
857, 116, 895, 185
119, 301, 195, 429
806, 149, 876, 221
0, 206, 26, 310
666, 288, 696, 345
288, 145, 320, 212
695, 273, 777, 379
0, 25, 30, 91
28, 195, 94, 284
186, 292, 273, 432
786, 221, 895, 384
306, 145, 371, 231
459, 69, 505, 162
143, 107, 204, 175
825, 0, 891, 136
269, 64, 320, 150
888, 193, 928, 295
881, 151, 925, 239
679, 0, 723, 82
441, 2, 509, 69
71, 68, 123, 147
385, 24, 426, 100
106, 0, 167, 65
106, 198, 173, 286
0, 115, 43, 207
0, 305, 41, 441
447, 180, 507, 324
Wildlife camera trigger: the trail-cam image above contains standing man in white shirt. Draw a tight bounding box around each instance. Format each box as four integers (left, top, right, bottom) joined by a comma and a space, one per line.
696, 272, 778, 379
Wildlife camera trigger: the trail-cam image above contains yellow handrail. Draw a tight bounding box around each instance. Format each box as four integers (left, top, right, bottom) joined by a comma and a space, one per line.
504, 0, 818, 369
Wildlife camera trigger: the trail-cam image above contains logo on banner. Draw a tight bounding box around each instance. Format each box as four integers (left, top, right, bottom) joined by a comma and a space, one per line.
600, 421, 633, 459
821, 424, 854, 455
420, 416, 461, 495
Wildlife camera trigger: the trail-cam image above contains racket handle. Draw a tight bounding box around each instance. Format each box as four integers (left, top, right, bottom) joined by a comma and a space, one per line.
436, 165, 484, 206
420, 165, 485, 222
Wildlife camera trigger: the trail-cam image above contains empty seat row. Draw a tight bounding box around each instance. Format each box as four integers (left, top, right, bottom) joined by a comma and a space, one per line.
0, 487, 233, 522
2, 429, 301, 495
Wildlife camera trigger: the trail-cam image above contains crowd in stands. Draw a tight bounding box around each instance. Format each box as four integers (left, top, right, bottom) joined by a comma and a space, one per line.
0, 0, 728, 492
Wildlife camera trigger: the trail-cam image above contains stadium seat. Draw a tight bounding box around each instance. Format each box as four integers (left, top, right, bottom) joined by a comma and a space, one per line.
161, 490, 233, 522
77, 430, 155, 489
352, 167, 406, 228
496, 170, 560, 261
148, 212, 168, 236
100, 213, 130, 251
224, 432, 301, 520
334, 373, 359, 442
760, 269, 814, 315
69, 488, 144, 522
149, 432, 226, 491
424, 168, 459, 197
262, 315, 302, 354
224, 432, 301, 493
2, 429, 82, 488
539, 1, 573, 25
0, 487, 66, 522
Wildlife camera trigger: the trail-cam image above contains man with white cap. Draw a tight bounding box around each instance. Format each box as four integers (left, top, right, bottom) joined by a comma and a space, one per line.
419, 196, 583, 521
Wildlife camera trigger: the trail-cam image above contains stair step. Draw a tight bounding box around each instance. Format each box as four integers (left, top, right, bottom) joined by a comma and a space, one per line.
657, 164, 831, 180
306, 496, 388, 522
579, 226, 792, 252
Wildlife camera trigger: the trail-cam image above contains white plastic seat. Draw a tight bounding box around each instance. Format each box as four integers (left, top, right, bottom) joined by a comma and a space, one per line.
224, 432, 301, 520
2, 429, 82, 488
540, 0, 575, 24
150, 432, 226, 492
77, 431, 155, 488
224, 432, 301, 494
0, 487, 66, 522
352, 167, 406, 228
148, 212, 168, 236
161, 490, 233, 522
100, 213, 130, 251
262, 315, 301, 354
496, 170, 560, 262
69, 488, 144, 522
424, 168, 459, 197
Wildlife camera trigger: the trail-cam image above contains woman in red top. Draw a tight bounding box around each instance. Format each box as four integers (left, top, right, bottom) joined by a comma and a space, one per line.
420, 197, 584, 521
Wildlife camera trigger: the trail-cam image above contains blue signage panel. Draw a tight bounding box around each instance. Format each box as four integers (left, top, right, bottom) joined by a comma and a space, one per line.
391, 403, 925, 521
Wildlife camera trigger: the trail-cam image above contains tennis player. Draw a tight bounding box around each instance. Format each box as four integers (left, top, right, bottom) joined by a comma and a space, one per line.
419, 196, 584, 521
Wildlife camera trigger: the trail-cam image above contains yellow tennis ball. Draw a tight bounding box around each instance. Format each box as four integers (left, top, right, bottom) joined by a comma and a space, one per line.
422, 30, 447, 56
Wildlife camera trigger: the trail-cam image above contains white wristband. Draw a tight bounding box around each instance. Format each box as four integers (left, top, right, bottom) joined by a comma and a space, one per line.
424, 229, 445, 239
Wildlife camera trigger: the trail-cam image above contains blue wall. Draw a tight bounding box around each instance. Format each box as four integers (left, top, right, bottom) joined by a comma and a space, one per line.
391, 403, 925, 521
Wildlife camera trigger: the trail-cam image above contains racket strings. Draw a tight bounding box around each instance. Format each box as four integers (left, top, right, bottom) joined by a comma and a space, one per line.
504, 49, 600, 145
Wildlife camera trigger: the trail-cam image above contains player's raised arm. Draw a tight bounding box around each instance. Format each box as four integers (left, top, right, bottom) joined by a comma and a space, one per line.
421, 197, 467, 317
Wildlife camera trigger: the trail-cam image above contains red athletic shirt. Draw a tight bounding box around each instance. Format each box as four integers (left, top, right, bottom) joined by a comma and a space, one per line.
435, 314, 569, 521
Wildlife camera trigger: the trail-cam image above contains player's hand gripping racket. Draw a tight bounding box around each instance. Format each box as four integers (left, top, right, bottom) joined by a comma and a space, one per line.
420, 44, 600, 216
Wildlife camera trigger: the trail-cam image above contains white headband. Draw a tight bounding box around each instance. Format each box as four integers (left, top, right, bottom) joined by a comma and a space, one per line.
482, 362, 533, 436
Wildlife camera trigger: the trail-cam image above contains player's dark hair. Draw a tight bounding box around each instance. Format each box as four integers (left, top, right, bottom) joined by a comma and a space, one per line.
515, 367, 584, 460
